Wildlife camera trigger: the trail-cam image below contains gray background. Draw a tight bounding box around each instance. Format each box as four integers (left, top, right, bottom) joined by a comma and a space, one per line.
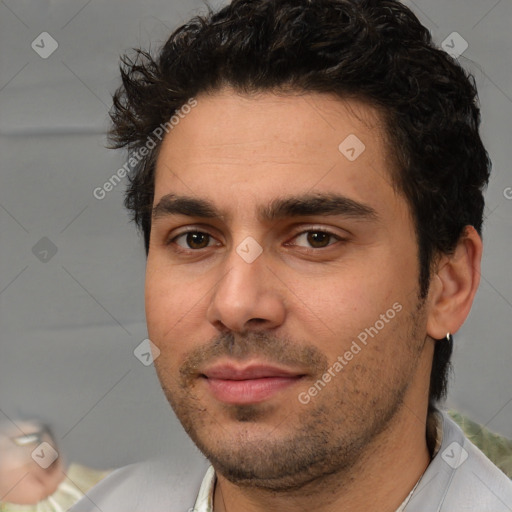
0, 0, 510, 471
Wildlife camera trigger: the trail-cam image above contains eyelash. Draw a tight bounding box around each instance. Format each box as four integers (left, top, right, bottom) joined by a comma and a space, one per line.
166, 228, 344, 252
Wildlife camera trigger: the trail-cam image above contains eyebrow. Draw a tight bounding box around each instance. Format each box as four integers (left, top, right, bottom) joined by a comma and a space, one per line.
151, 193, 379, 223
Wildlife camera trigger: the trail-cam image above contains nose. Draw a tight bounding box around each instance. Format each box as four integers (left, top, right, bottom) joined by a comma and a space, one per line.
206, 243, 286, 333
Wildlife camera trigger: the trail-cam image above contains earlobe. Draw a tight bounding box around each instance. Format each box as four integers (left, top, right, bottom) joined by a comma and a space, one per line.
426, 226, 483, 339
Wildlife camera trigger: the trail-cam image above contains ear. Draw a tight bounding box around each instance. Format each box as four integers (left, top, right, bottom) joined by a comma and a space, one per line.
426, 226, 483, 339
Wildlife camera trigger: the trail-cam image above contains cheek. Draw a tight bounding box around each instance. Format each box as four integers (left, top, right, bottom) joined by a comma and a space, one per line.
284, 256, 415, 363
145, 257, 189, 330
283, 261, 394, 324
144, 260, 211, 354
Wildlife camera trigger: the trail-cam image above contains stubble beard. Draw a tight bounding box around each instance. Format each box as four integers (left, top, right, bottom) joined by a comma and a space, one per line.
156, 304, 427, 492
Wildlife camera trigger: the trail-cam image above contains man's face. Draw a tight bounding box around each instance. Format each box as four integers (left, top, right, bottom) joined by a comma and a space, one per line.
145, 90, 433, 490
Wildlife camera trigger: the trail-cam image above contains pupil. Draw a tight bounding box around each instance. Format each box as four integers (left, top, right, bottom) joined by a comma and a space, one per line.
188, 232, 209, 249
308, 232, 329, 247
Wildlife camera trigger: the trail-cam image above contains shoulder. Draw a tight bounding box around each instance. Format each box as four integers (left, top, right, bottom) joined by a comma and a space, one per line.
443, 412, 512, 510
69, 452, 209, 512
448, 409, 512, 477
407, 411, 512, 512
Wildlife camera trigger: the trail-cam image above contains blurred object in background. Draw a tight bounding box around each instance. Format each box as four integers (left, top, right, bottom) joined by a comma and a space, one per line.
0, 420, 111, 511
449, 410, 512, 478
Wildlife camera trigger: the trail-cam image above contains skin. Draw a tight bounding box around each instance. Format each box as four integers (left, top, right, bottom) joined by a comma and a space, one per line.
145, 89, 482, 512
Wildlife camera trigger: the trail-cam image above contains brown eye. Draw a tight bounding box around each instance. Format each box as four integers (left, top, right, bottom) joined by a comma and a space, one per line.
306, 231, 332, 248
185, 232, 211, 249
171, 231, 214, 250
291, 230, 338, 249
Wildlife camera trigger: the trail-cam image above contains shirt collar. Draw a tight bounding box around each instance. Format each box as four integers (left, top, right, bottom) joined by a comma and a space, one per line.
193, 465, 216, 512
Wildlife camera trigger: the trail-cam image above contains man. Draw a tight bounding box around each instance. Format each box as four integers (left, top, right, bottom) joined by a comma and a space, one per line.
71, 0, 512, 510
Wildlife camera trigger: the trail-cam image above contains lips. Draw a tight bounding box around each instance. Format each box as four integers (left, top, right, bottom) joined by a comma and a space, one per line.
201, 363, 305, 404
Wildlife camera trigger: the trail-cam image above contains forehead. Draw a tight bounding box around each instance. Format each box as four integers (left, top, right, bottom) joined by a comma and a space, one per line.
153, 89, 400, 219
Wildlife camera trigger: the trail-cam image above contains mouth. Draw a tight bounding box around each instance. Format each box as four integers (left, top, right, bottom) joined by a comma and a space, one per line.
200, 363, 307, 405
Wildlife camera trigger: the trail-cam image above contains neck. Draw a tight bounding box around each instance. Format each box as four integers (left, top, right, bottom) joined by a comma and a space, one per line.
213, 405, 432, 512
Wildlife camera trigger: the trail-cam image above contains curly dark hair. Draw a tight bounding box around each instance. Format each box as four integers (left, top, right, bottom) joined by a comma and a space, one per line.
108, 0, 491, 405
